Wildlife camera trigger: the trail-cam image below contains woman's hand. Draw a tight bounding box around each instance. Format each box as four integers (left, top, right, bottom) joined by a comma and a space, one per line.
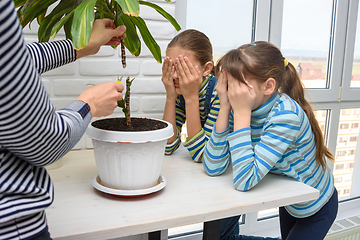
76, 19, 127, 59
161, 57, 177, 100
175, 55, 203, 102
76, 82, 124, 117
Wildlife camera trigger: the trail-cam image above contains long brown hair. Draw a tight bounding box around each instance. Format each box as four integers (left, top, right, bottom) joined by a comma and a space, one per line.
215, 41, 334, 168
167, 29, 213, 68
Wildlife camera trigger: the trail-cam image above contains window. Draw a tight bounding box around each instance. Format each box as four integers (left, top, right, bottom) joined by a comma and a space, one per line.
350, 136, 357, 142
351, 3, 360, 88
334, 177, 343, 183
335, 163, 345, 170
184, 0, 254, 62
338, 137, 348, 143
348, 149, 356, 156
336, 151, 346, 157
281, 0, 333, 89
342, 109, 352, 115
334, 108, 360, 197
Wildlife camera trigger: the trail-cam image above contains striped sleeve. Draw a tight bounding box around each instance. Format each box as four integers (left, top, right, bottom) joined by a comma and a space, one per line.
165, 98, 185, 155
203, 124, 231, 175
26, 40, 76, 74
184, 93, 220, 163
227, 111, 301, 191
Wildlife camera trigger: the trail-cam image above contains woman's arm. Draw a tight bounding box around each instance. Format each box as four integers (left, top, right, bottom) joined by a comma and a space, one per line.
26, 19, 126, 75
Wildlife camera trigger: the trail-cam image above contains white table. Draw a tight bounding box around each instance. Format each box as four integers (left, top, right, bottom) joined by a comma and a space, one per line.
46, 147, 319, 240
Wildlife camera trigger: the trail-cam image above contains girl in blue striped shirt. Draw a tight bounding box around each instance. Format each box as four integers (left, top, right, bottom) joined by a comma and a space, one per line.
203, 41, 338, 240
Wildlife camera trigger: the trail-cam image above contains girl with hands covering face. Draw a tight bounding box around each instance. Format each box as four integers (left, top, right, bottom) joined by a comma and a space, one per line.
203, 41, 338, 240
162, 29, 218, 164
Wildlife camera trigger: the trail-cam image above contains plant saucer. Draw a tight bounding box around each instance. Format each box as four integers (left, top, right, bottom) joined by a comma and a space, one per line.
92, 175, 166, 197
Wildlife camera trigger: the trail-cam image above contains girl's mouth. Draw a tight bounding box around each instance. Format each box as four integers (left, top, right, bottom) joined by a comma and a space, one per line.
173, 81, 179, 88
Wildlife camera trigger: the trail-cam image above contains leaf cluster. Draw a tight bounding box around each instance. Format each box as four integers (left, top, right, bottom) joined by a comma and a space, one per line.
15, 0, 181, 63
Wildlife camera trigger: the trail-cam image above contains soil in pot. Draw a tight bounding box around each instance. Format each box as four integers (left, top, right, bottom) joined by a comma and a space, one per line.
92, 117, 167, 132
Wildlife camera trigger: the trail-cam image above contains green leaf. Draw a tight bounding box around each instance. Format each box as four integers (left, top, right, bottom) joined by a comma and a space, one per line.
38, 0, 76, 42
139, 1, 180, 31
14, 0, 27, 8
64, 15, 73, 39
36, 8, 47, 25
120, 14, 141, 56
50, 10, 75, 38
129, 16, 162, 63
115, 0, 139, 16
71, 0, 97, 49
17, 0, 58, 28
117, 99, 125, 108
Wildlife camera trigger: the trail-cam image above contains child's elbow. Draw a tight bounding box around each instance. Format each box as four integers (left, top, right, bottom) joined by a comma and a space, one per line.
234, 183, 251, 192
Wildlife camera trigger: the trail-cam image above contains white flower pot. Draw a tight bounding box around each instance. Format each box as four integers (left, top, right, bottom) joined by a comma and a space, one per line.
86, 118, 173, 190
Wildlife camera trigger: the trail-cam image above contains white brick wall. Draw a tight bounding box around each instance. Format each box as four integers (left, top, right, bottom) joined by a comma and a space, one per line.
23, 1, 177, 151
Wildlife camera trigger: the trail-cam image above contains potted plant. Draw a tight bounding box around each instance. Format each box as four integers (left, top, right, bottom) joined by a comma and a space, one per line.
16, 0, 179, 192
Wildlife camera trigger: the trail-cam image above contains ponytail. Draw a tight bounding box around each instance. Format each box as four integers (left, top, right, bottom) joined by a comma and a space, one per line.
282, 63, 335, 168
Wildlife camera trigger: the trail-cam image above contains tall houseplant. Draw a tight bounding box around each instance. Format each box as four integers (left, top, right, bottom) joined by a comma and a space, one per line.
16, 0, 178, 192
15, 0, 181, 126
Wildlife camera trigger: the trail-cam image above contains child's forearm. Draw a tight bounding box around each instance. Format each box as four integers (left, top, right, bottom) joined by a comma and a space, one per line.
233, 110, 251, 131
215, 108, 231, 133
163, 97, 178, 144
185, 99, 201, 140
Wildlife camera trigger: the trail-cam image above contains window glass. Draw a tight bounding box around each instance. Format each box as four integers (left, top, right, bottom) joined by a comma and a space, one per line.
351, 4, 360, 88
334, 108, 360, 198
186, 0, 253, 62
281, 0, 333, 88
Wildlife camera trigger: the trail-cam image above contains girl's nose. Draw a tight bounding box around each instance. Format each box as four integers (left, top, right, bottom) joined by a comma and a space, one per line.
173, 70, 178, 79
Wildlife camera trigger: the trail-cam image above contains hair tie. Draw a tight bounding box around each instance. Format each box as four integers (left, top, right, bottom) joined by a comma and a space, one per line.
284, 58, 289, 68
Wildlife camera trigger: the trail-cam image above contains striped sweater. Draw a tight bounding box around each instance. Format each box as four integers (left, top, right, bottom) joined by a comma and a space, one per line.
0, 0, 91, 239
203, 92, 334, 218
165, 75, 220, 163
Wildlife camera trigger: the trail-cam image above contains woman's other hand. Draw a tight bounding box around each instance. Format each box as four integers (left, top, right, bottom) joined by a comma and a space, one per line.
76, 82, 124, 117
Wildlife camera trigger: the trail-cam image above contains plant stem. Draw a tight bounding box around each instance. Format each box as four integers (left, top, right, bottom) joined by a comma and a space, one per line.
125, 77, 131, 127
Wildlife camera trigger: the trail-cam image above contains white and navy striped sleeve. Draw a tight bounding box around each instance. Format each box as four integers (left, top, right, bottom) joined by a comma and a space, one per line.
26, 40, 77, 75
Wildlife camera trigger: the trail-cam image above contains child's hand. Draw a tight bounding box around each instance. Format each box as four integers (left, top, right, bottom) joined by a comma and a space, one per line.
227, 74, 256, 114
175, 55, 202, 101
161, 57, 177, 100
216, 70, 231, 111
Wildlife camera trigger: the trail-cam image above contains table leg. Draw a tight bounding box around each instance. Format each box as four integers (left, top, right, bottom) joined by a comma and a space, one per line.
148, 230, 161, 240
203, 220, 221, 240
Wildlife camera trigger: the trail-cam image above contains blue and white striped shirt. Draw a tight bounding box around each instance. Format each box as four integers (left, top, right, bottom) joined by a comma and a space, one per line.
203, 92, 334, 218
0, 0, 91, 238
